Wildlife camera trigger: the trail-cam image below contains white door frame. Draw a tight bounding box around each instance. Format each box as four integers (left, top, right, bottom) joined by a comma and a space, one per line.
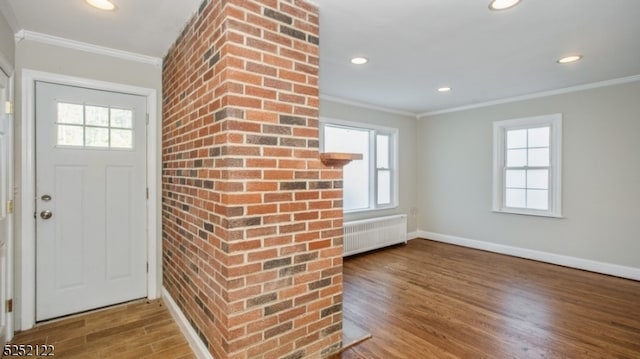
0, 55, 15, 342
20, 69, 159, 330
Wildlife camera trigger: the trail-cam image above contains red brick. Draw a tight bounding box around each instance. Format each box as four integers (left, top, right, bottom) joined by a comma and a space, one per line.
228, 308, 262, 328
294, 231, 320, 242
162, 0, 341, 357
263, 214, 292, 225
246, 158, 277, 168
246, 226, 277, 238
223, 193, 263, 205
295, 191, 319, 200
264, 170, 294, 180
246, 181, 278, 191
247, 248, 278, 262
227, 94, 263, 109
247, 204, 278, 215
264, 147, 293, 157
309, 239, 331, 250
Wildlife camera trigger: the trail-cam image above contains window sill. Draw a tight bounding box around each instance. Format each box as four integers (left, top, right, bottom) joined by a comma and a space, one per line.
492, 209, 564, 219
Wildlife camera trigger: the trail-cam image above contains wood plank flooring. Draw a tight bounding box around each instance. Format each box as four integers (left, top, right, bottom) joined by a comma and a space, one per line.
4, 299, 194, 359
332, 239, 640, 359
6, 240, 639, 358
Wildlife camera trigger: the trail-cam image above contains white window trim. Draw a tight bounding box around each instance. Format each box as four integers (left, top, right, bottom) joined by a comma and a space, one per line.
492, 113, 563, 218
320, 117, 399, 213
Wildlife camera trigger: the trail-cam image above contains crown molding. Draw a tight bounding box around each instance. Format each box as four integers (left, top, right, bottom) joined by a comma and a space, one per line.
14, 30, 162, 67
418, 74, 640, 118
320, 94, 417, 118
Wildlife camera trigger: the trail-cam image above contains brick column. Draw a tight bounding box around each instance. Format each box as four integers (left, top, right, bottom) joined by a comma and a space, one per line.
162, 0, 343, 358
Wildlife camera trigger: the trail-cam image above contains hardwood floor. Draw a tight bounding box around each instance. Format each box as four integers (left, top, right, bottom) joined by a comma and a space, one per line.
332, 239, 640, 359
6, 241, 639, 358
4, 299, 194, 359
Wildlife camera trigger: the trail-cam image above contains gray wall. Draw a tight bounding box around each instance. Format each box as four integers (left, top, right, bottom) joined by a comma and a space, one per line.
417, 81, 640, 268
320, 99, 419, 233
0, 11, 14, 70
13, 39, 163, 329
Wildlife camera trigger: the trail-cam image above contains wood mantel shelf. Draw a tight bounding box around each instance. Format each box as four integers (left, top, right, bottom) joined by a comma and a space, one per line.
320, 152, 363, 167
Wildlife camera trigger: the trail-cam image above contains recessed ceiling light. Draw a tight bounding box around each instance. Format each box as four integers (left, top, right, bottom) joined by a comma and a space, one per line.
350, 57, 368, 65
86, 0, 116, 11
437, 87, 452, 92
557, 55, 583, 64
488, 0, 521, 11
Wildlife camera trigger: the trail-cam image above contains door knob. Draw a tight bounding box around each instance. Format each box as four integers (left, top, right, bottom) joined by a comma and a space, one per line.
40, 210, 53, 220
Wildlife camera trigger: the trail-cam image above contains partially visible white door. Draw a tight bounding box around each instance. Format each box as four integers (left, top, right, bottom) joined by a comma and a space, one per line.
35, 82, 147, 321
0, 67, 13, 342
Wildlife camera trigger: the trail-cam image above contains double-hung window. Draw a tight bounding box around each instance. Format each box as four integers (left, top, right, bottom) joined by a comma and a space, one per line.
492, 114, 562, 217
320, 119, 398, 212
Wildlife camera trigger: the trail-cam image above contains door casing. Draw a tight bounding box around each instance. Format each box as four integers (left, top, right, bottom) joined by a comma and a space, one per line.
0, 58, 14, 343
20, 69, 160, 330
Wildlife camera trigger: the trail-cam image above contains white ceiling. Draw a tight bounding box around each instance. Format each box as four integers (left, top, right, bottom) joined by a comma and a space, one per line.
318, 0, 640, 114
2, 0, 640, 115
0, 0, 202, 58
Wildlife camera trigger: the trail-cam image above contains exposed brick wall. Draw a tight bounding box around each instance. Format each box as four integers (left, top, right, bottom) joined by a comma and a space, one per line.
162, 0, 343, 358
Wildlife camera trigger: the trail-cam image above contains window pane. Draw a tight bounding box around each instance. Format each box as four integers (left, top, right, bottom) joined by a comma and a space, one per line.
527, 169, 548, 190
324, 126, 367, 153
527, 189, 549, 210
376, 135, 389, 168
57, 125, 83, 146
324, 124, 397, 211
111, 129, 133, 149
495, 115, 561, 216
507, 129, 526, 149
57, 103, 83, 125
528, 127, 549, 148
325, 126, 370, 211
85, 106, 109, 127
85, 127, 109, 147
344, 160, 369, 210
528, 148, 549, 167
111, 108, 133, 129
505, 189, 526, 208
85, 105, 109, 127
505, 170, 525, 188
506, 149, 526, 167
377, 170, 391, 205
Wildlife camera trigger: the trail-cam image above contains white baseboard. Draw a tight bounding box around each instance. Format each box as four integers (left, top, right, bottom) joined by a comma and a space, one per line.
407, 231, 420, 241
162, 287, 214, 359
418, 231, 640, 281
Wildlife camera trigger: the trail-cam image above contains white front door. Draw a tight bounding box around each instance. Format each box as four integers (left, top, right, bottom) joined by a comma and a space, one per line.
35, 82, 148, 321
0, 68, 13, 341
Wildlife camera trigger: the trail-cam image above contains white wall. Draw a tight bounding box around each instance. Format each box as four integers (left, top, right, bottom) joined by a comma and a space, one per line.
13, 39, 163, 329
417, 80, 640, 270
0, 11, 14, 70
320, 99, 419, 233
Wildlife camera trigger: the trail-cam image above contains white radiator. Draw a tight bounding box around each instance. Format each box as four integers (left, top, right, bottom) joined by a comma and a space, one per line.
343, 214, 408, 256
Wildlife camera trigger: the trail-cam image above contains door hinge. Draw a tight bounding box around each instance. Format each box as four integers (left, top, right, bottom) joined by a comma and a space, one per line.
146, 262, 149, 273
146, 113, 149, 125
6, 299, 12, 313
6, 200, 13, 214
146, 188, 149, 199
4, 101, 12, 115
